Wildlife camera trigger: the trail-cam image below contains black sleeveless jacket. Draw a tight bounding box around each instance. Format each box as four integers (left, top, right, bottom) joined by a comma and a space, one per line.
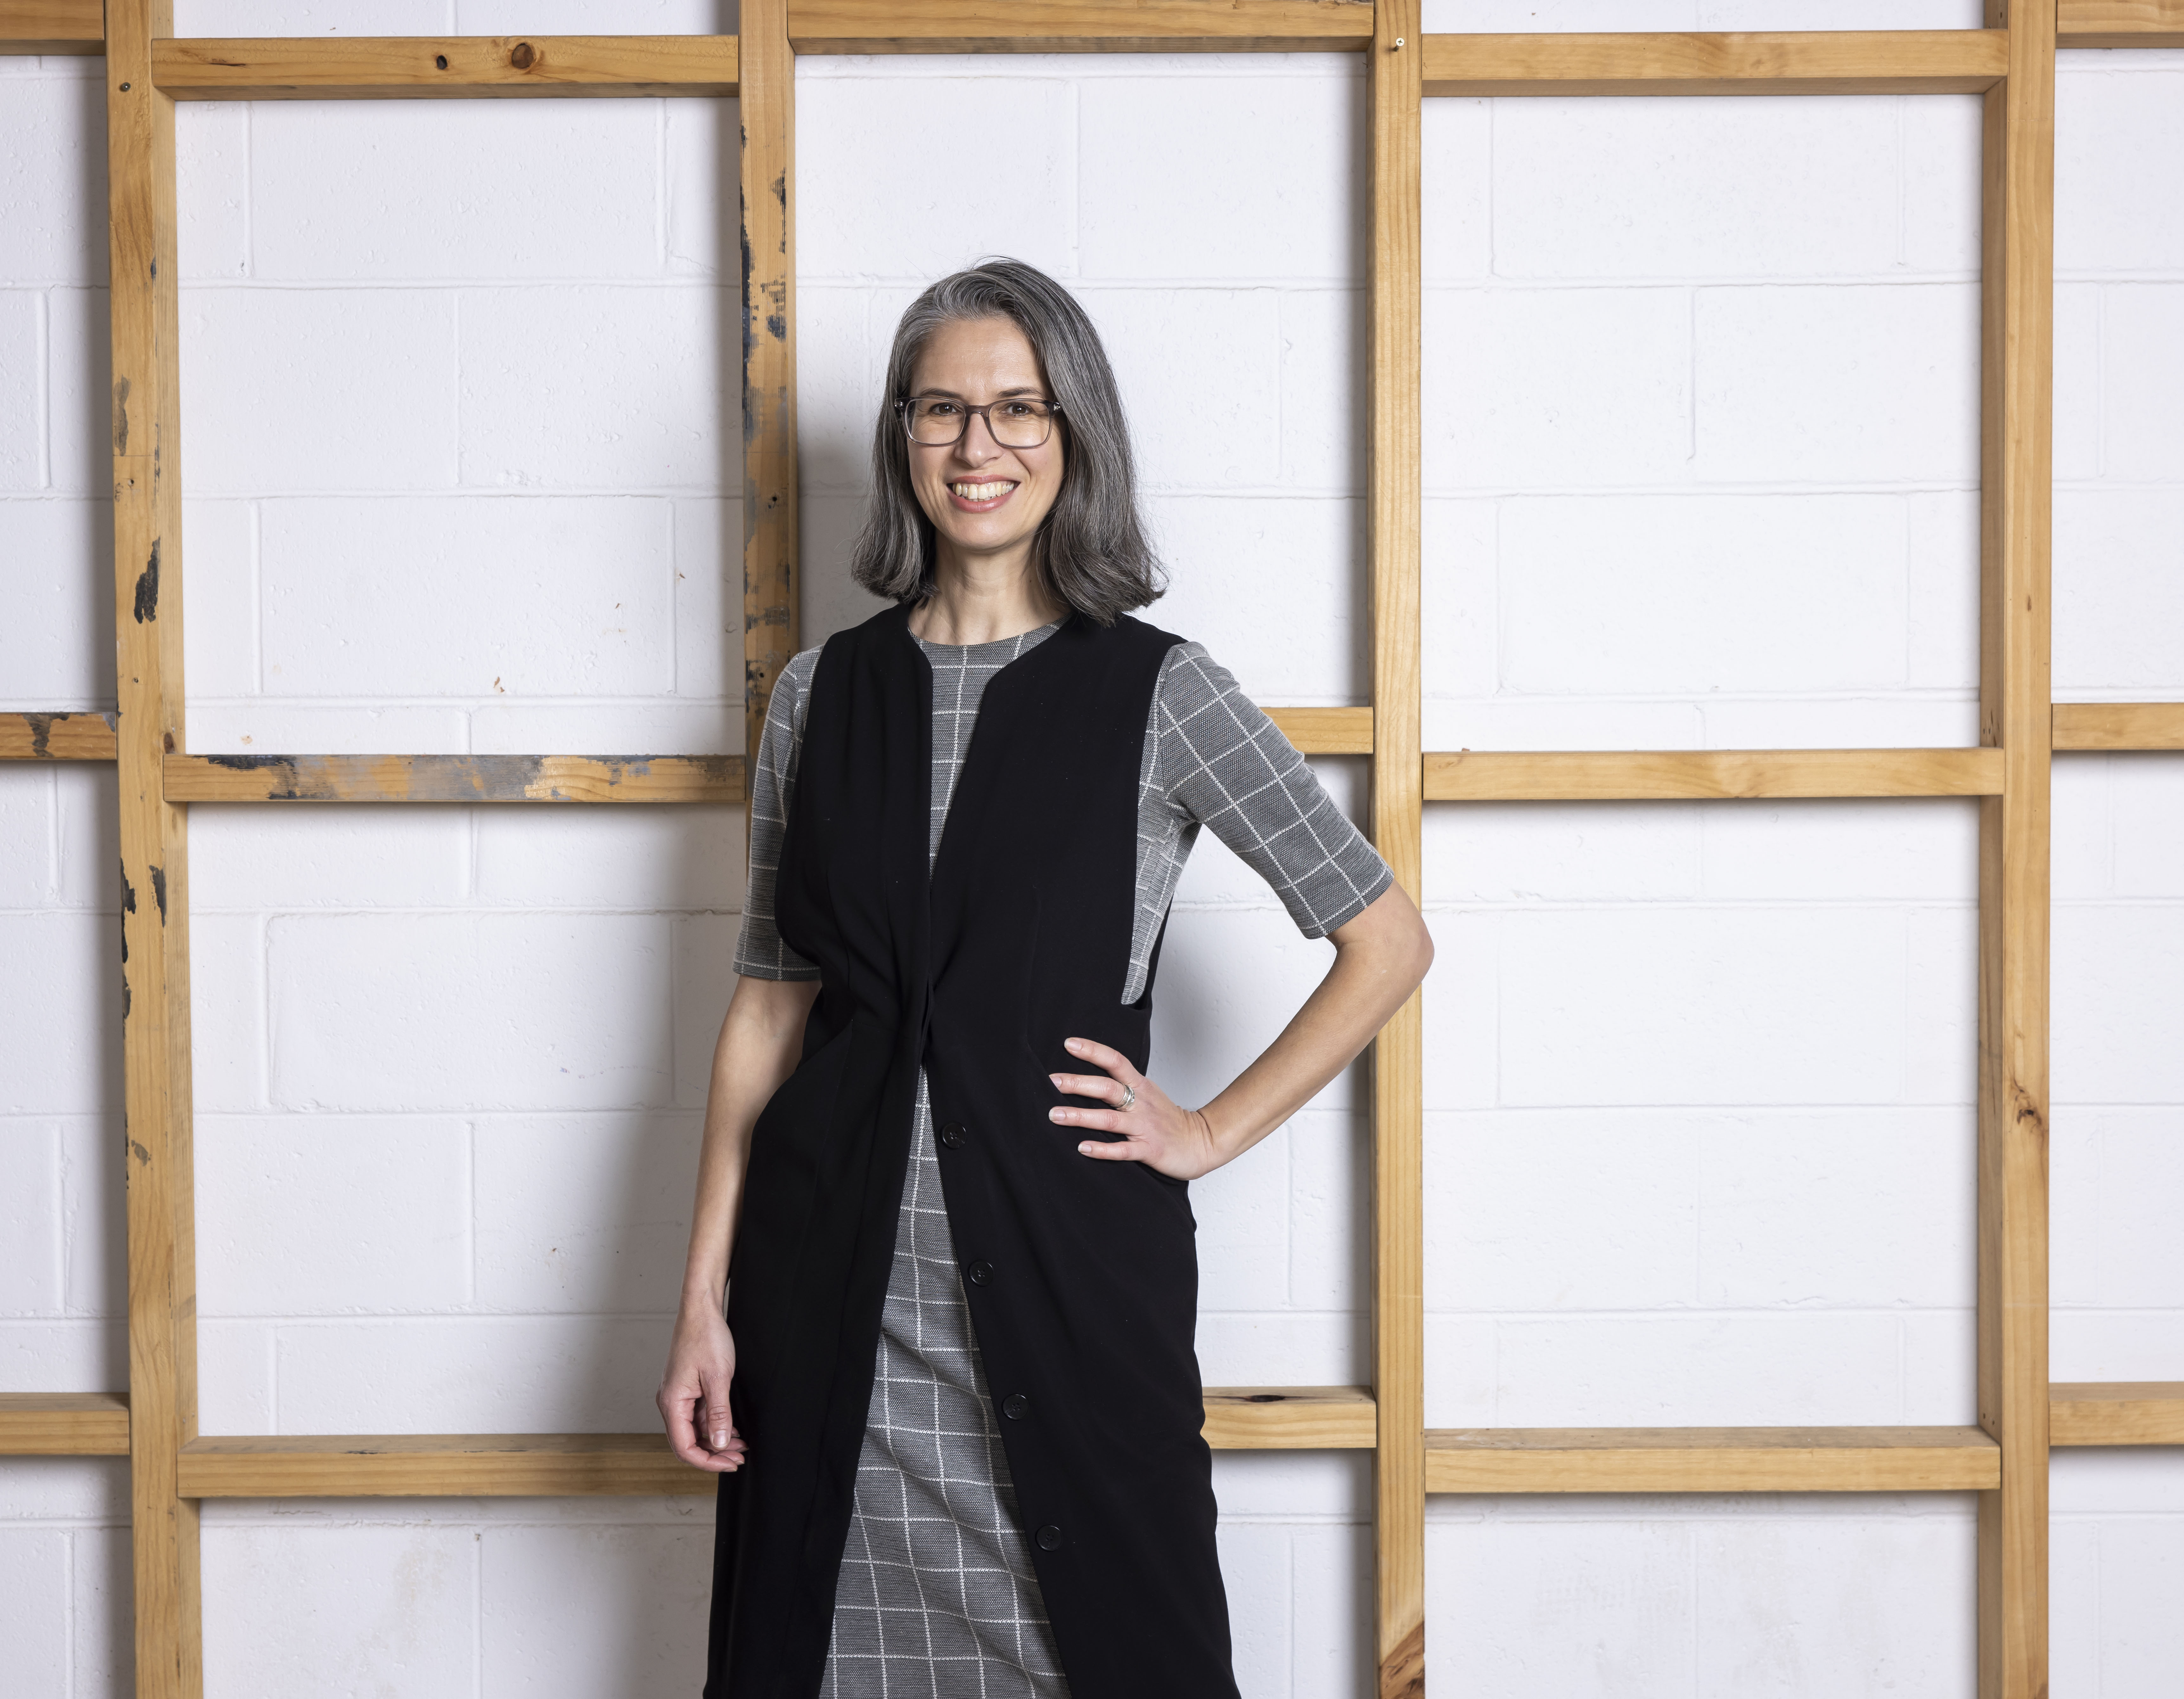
704, 603, 1241, 1699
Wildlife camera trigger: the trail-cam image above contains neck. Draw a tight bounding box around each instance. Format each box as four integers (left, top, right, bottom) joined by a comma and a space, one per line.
908, 544, 1064, 646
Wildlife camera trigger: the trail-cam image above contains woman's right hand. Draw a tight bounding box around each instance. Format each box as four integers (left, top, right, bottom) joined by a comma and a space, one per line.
658, 1303, 748, 1472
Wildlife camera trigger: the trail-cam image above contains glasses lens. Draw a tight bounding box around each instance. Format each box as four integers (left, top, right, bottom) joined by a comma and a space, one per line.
988, 399, 1053, 448
907, 398, 963, 444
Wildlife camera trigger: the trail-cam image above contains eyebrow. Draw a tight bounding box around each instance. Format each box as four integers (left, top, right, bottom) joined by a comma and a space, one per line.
916, 385, 1045, 399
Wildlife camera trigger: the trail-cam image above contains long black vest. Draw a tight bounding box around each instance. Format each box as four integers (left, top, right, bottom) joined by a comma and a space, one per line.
704, 603, 1240, 1699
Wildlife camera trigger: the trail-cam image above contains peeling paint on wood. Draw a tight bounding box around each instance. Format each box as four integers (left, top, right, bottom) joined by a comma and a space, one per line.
164, 752, 743, 804
0, 711, 120, 761
132, 539, 160, 623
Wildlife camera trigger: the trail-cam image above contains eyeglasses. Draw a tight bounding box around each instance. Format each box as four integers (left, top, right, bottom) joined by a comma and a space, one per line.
895, 393, 1061, 449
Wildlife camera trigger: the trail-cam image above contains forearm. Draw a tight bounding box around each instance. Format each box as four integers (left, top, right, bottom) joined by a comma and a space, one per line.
678, 974, 820, 1314
1198, 881, 1432, 1164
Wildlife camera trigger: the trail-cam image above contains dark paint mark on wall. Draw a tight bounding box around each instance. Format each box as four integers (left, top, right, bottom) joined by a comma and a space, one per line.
113, 376, 130, 454
132, 540, 161, 623
130, 1140, 151, 1167
150, 865, 168, 924
26, 714, 53, 758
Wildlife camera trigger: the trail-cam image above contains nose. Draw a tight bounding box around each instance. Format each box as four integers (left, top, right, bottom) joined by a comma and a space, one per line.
950, 411, 1005, 465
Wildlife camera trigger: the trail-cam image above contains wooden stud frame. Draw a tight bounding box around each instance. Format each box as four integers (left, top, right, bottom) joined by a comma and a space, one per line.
6, 3, 2184, 1695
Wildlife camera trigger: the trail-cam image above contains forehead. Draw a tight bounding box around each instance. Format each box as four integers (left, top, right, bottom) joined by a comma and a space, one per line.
911, 316, 1043, 393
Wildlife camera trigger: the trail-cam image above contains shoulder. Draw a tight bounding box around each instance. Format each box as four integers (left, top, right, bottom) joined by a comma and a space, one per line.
764, 646, 824, 725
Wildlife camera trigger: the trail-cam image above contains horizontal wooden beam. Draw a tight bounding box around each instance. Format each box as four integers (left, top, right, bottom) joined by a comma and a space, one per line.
1426, 1426, 2001, 1494
1266, 706, 1374, 757
163, 752, 744, 804
1203, 1385, 1376, 1448
1424, 747, 2004, 802
2050, 1382, 2184, 1447
0, 711, 119, 760
0, 1393, 130, 1456
150, 35, 739, 100
2052, 701, 2184, 752
0, 0, 101, 53
2059, 0, 2184, 48
179, 1389, 1378, 1496
788, 0, 1372, 54
180, 1432, 707, 1497
1422, 30, 2008, 98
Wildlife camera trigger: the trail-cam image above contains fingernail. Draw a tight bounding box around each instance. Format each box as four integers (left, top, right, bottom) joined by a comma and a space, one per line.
1048, 1108, 1063, 1121
1048, 1073, 1062, 1085
1078, 1143, 1092, 1154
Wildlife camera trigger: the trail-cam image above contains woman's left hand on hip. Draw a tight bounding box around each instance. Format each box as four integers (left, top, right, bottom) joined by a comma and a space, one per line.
1050, 1035, 1224, 1181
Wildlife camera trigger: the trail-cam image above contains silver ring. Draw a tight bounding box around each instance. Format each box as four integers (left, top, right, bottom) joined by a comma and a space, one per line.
1118, 1083, 1137, 1112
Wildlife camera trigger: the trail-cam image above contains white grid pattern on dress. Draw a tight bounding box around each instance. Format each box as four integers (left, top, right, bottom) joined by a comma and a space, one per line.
819, 1087, 1069, 1699
1124, 642, 1391, 1003
821, 623, 1069, 1699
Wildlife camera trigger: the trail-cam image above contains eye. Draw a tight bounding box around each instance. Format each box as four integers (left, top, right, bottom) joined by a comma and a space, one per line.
919, 399, 961, 418
999, 401, 1036, 418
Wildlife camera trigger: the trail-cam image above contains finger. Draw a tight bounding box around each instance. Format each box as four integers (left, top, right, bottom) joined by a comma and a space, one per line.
1076, 1136, 1148, 1162
1062, 1036, 1141, 1082
699, 1396, 736, 1453
661, 1390, 702, 1459
1049, 1104, 1135, 1134
1049, 1072, 1130, 1107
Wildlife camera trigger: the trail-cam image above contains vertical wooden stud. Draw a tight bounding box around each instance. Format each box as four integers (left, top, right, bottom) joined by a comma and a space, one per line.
105, 1, 202, 1694
1976, 4, 2053, 1697
742, 0, 798, 769
1369, 1, 1425, 1694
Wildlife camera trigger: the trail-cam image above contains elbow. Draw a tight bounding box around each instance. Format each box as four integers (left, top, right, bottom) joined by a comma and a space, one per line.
1405, 912, 1435, 992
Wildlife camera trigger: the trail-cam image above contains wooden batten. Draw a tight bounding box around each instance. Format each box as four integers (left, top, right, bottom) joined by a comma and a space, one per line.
2052, 701, 2184, 751
150, 35, 739, 99
179, 1391, 1377, 1497
0, 711, 120, 760
0, 0, 102, 53
163, 753, 743, 804
1421, 30, 2010, 99
0, 1393, 131, 1456
742, 0, 797, 779
2049, 1383, 2184, 1447
787, 0, 1373, 55
107, 2, 204, 1694
1975, 4, 2056, 1695
1203, 1386, 1378, 1449
1425, 747, 2004, 802
1265, 706, 1375, 756
2059, 0, 2184, 47
1426, 1427, 2002, 1494
1368, 8, 1425, 1698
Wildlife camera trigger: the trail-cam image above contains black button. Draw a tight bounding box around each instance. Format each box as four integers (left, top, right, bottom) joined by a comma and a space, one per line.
967, 1260, 993, 1286
1036, 1524, 1063, 1551
939, 1122, 966, 1149
1002, 1393, 1029, 1420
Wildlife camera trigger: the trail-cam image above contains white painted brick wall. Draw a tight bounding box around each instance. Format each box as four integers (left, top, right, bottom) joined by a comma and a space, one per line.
5, 9, 2184, 1696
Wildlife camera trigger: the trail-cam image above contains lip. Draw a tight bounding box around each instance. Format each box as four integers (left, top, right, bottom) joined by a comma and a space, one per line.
946, 479, 1019, 514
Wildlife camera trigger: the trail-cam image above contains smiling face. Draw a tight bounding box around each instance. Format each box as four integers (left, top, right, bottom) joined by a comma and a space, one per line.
904, 315, 1066, 581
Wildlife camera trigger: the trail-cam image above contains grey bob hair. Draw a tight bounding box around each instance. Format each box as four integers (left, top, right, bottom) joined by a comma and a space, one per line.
849, 258, 1166, 625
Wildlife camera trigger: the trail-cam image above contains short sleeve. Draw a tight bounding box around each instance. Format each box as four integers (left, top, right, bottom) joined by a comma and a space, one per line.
1153, 644, 1393, 939
734, 649, 823, 981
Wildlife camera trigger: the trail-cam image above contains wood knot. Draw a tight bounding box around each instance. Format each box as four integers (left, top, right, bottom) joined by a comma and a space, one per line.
510, 41, 536, 69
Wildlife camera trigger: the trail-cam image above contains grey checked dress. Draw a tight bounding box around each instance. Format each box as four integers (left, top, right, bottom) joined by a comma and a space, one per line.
735, 619, 1391, 1699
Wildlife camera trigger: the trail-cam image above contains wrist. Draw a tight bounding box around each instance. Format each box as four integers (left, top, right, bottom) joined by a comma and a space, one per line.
679, 1277, 728, 1320
1191, 1106, 1234, 1164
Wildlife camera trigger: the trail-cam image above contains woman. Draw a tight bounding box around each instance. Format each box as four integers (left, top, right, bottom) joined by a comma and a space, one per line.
660, 258, 1433, 1699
